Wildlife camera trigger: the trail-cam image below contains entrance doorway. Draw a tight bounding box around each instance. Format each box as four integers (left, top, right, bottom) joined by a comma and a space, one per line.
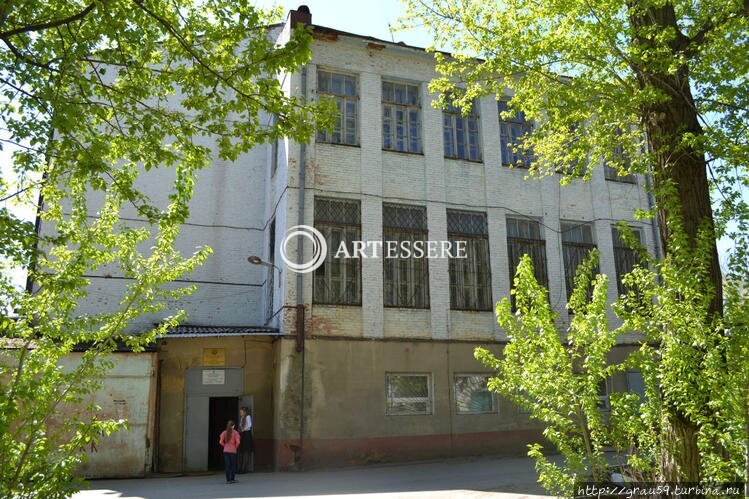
207, 397, 239, 470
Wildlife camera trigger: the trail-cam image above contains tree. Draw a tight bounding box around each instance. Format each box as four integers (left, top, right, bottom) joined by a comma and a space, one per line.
476, 250, 747, 496
0, 1, 330, 496
405, 0, 747, 484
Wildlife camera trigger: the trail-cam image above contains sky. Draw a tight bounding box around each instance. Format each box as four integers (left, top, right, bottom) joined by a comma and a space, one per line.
1, 0, 742, 290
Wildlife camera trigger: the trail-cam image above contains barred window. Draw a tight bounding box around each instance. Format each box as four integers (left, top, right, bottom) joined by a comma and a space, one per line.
454, 374, 497, 414
506, 218, 548, 310
443, 100, 481, 161
499, 99, 533, 168
561, 222, 597, 305
612, 226, 642, 296
317, 71, 358, 145
382, 81, 422, 153
448, 211, 491, 311
383, 204, 429, 308
313, 198, 361, 305
386, 373, 432, 415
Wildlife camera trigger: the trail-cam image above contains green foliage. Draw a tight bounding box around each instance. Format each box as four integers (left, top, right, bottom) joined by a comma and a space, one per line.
0, 1, 331, 496
402, 0, 748, 277
476, 246, 748, 497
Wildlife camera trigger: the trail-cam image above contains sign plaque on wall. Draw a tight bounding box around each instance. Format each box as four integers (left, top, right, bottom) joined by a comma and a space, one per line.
202, 369, 226, 385
202, 347, 226, 366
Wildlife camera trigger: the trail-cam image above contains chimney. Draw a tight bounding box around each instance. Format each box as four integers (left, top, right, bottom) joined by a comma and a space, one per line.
289, 5, 312, 28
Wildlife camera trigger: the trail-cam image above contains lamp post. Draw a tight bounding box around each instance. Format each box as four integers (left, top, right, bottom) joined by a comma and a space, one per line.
247, 256, 281, 287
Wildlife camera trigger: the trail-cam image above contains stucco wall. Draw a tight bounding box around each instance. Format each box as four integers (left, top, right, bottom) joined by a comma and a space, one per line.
156, 336, 276, 472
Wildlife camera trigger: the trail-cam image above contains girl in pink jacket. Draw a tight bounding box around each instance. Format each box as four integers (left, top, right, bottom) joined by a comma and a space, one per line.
219, 420, 241, 483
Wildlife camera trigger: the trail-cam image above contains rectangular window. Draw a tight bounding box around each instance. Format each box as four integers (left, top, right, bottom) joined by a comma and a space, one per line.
313, 198, 362, 305
383, 204, 429, 308
317, 70, 358, 145
561, 222, 597, 305
612, 226, 642, 296
448, 210, 492, 311
382, 81, 422, 153
386, 373, 432, 415
604, 128, 636, 183
506, 218, 548, 309
270, 114, 279, 176
443, 99, 481, 161
454, 374, 497, 414
598, 378, 613, 410
499, 99, 533, 168
626, 371, 646, 400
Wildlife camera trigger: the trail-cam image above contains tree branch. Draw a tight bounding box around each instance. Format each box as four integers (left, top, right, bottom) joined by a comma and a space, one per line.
0, 2, 96, 38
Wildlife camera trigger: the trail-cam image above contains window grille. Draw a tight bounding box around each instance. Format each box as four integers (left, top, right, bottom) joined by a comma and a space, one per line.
561, 222, 597, 305
382, 81, 422, 153
313, 198, 361, 305
386, 373, 432, 415
612, 226, 642, 296
383, 204, 429, 308
448, 210, 491, 311
506, 218, 548, 310
498, 99, 533, 168
317, 71, 358, 145
443, 99, 481, 161
454, 374, 497, 414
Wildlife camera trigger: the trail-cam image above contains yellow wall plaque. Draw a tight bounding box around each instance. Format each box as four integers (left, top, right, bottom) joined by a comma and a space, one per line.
202, 348, 226, 367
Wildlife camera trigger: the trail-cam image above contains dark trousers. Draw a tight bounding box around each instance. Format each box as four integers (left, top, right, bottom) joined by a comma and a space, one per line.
223, 452, 237, 482
238, 431, 253, 473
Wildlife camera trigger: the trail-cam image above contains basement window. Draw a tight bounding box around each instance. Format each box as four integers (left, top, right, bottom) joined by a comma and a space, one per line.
386, 373, 433, 416
454, 374, 497, 414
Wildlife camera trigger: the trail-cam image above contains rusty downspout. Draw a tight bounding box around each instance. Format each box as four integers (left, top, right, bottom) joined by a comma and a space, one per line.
295, 61, 308, 465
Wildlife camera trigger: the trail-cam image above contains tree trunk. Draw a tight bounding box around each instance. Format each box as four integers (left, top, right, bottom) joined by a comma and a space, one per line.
629, 2, 725, 484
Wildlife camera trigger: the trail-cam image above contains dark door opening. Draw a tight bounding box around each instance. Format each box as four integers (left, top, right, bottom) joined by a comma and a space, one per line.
208, 396, 238, 470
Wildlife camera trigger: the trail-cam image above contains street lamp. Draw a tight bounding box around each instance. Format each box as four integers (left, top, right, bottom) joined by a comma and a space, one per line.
247, 256, 282, 287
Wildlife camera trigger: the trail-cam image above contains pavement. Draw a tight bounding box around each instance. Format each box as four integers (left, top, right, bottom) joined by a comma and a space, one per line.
73, 455, 552, 499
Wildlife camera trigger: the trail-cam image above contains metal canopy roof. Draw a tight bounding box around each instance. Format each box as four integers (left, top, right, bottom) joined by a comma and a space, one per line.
165, 325, 280, 338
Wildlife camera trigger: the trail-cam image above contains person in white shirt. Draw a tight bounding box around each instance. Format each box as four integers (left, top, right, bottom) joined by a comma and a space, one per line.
237, 406, 253, 473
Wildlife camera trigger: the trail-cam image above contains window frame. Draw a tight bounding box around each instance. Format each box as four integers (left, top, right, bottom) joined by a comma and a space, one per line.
313, 198, 362, 306
498, 98, 533, 168
316, 70, 360, 146
454, 373, 498, 415
560, 221, 598, 306
604, 128, 636, 183
447, 210, 492, 311
598, 377, 613, 410
385, 373, 433, 416
442, 99, 482, 162
612, 225, 643, 297
382, 80, 422, 154
506, 217, 549, 310
382, 203, 430, 309
626, 371, 647, 401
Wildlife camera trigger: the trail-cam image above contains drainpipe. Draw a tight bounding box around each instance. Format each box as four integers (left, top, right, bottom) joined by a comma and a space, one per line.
295, 60, 308, 465
644, 168, 662, 260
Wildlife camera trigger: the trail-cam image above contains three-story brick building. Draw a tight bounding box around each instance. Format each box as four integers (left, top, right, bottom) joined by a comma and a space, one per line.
54, 6, 657, 476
